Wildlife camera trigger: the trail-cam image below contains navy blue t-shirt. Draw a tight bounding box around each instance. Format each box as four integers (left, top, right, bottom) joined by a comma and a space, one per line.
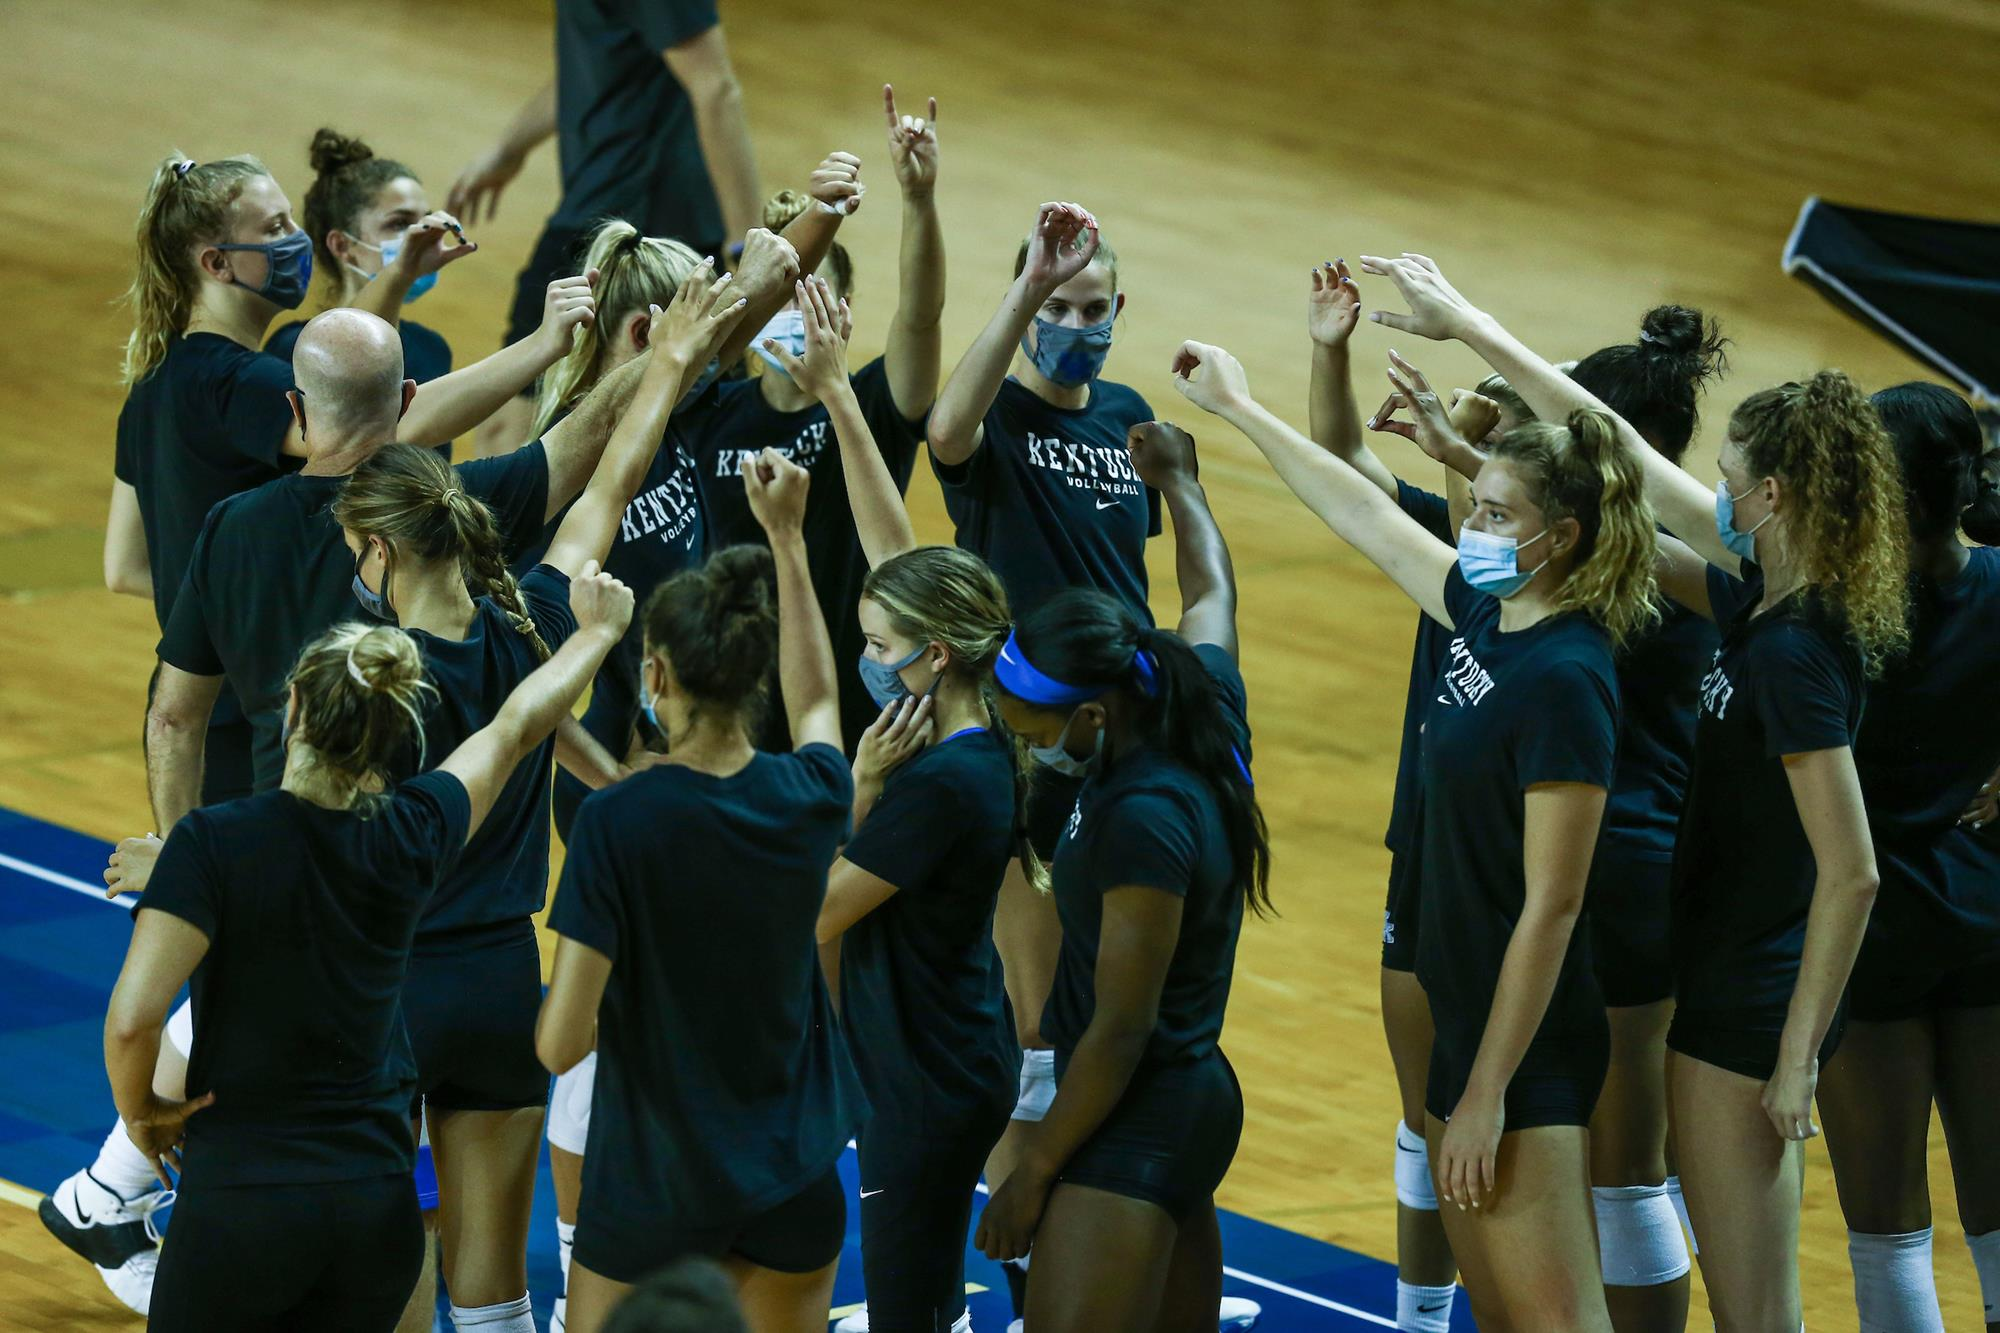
932, 377, 1161, 624
158, 445, 550, 790
1041, 644, 1250, 1068
137, 771, 469, 1187
554, 0, 722, 249
550, 744, 865, 1230
1603, 599, 1718, 855
1855, 547, 2000, 957
1413, 567, 1618, 1110
681, 358, 926, 748
405, 566, 576, 934
1385, 480, 1455, 854
840, 728, 1019, 1134
1670, 565, 1865, 1012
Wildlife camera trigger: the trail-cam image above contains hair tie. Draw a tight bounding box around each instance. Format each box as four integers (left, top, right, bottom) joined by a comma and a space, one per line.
440, 488, 463, 506
1131, 648, 1159, 699
172, 160, 195, 180
1637, 330, 1663, 347
346, 645, 371, 688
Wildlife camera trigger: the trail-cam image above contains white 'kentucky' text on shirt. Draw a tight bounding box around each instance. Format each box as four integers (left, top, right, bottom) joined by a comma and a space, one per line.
1024, 431, 1143, 502
619, 448, 700, 548
1439, 637, 1498, 708
1698, 653, 1736, 720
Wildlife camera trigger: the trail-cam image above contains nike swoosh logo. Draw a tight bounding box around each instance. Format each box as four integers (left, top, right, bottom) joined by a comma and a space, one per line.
860, 1188, 885, 1198
1418, 1302, 1448, 1313
1095, 495, 1117, 510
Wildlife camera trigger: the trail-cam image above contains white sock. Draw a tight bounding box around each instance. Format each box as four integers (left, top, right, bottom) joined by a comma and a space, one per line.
553, 1218, 575, 1331
90, 1119, 164, 1200
1969, 1229, 2000, 1325
450, 1295, 534, 1332
1396, 1279, 1455, 1333
1848, 1229, 1942, 1333
1665, 1174, 1697, 1255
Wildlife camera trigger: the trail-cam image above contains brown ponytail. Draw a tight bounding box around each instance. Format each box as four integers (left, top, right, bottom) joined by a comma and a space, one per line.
1730, 371, 1911, 669
286, 622, 435, 808
1489, 409, 1661, 649
123, 153, 271, 384
333, 444, 550, 660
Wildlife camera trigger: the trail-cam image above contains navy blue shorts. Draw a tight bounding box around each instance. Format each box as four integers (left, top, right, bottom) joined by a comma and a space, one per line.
574, 1162, 846, 1284
1425, 1023, 1609, 1130
1849, 917, 2000, 1023
405, 918, 548, 1115
1588, 841, 1674, 1008
1381, 848, 1420, 973
1053, 1049, 1243, 1222
1667, 997, 1847, 1082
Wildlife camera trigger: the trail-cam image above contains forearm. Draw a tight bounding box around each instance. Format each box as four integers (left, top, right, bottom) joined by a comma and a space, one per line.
1308, 343, 1363, 459
691, 81, 760, 242
542, 350, 654, 516
1780, 870, 1878, 1064
403, 335, 562, 446
827, 383, 916, 564
1160, 477, 1232, 614
534, 1002, 596, 1075
1460, 904, 1582, 1104
885, 194, 945, 412
502, 81, 558, 159
929, 275, 1043, 461
350, 266, 417, 325
105, 1023, 165, 1126
144, 709, 206, 832
494, 625, 624, 761
849, 775, 884, 831
1021, 1019, 1150, 1179
770, 533, 839, 721
547, 350, 692, 569
554, 715, 622, 790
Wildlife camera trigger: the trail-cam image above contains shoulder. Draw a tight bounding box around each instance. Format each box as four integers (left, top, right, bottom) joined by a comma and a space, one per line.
519, 563, 573, 606
903, 730, 1013, 801
454, 440, 548, 492
1442, 564, 1494, 633
401, 320, 449, 353
777, 743, 857, 803
262, 321, 305, 362
1706, 562, 1758, 624
1091, 380, 1152, 422
1755, 607, 1861, 682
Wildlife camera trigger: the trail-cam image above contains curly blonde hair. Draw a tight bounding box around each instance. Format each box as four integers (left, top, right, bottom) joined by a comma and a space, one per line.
1730, 371, 1911, 670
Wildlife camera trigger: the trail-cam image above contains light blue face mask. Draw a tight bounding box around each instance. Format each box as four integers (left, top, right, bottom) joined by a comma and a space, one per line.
1031, 708, 1103, 777
351, 237, 436, 303
1458, 524, 1550, 600
1020, 315, 1114, 387
754, 308, 808, 378
858, 643, 938, 710
1714, 479, 1771, 563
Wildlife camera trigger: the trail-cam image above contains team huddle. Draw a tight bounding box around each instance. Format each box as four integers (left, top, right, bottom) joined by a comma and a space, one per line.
27, 21, 2000, 1333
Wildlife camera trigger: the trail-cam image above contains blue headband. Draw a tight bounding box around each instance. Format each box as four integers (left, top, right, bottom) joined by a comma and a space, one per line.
995, 629, 1103, 707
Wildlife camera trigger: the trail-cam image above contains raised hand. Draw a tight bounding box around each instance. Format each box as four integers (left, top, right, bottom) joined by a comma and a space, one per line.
744, 447, 811, 538
762, 276, 853, 402
808, 151, 865, 216
1169, 340, 1251, 417
1360, 253, 1482, 343
732, 227, 803, 298
446, 144, 525, 226
391, 211, 478, 279
1127, 420, 1200, 490
1447, 387, 1504, 446
1308, 259, 1362, 348
646, 260, 748, 368
533, 273, 598, 362
1020, 202, 1099, 293
883, 85, 940, 198
569, 560, 635, 641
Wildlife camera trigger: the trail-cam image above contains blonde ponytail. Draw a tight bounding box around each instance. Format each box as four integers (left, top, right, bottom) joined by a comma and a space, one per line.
123, 153, 271, 384
287, 623, 435, 808
533, 219, 701, 437
1490, 410, 1660, 649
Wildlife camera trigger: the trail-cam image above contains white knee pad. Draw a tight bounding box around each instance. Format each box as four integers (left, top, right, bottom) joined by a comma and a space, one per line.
1593, 1184, 1692, 1286
165, 999, 194, 1058
1967, 1229, 2000, 1323
546, 1051, 596, 1155
1012, 1048, 1056, 1123
1848, 1228, 1943, 1333
1394, 1121, 1438, 1211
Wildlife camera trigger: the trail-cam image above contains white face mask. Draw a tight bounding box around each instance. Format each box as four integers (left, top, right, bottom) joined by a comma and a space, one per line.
754, 308, 807, 377
1030, 708, 1101, 777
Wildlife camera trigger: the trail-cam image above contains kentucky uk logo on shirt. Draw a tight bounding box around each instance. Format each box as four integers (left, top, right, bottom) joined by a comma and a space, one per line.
1698, 651, 1736, 720
1438, 637, 1497, 708
715, 420, 833, 480
1025, 431, 1144, 508
619, 449, 700, 549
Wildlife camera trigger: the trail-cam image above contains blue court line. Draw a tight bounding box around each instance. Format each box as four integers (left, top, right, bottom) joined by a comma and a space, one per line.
0, 809, 1463, 1331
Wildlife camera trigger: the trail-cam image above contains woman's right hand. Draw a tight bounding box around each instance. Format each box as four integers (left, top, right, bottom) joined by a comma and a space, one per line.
447, 144, 526, 225
390, 212, 477, 279
1360, 253, 1483, 343
104, 833, 164, 899
744, 448, 812, 539
1308, 259, 1362, 348
646, 260, 748, 369
124, 1091, 216, 1189
1170, 341, 1251, 417
1371, 350, 1488, 470
762, 277, 853, 403
808, 151, 866, 216
1020, 202, 1099, 293
569, 561, 634, 642
532, 274, 599, 364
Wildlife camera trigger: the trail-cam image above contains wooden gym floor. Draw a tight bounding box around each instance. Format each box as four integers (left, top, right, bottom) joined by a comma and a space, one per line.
2, 0, 1996, 1325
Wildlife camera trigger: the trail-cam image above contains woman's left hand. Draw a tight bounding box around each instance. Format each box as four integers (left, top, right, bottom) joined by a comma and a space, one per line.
1760, 1055, 1821, 1142
392, 211, 477, 277
1436, 1095, 1504, 1212
974, 1163, 1055, 1261
853, 695, 934, 789
883, 85, 939, 198
808, 151, 866, 216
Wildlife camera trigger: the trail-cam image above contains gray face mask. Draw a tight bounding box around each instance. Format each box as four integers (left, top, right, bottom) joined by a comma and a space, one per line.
1031, 708, 1102, 777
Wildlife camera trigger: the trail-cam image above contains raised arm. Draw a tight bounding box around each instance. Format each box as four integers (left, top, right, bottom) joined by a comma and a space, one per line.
1364, 253, 1730, 568
766, 276, 916, 565
928, 202, 1098, 467
398, 275, 597, 448
1173, 341, 1459, 628
446, 79, 556, 225
882, 86, 945, 418
436, 563, 633, 838
541, 265, 747, 575
1766, 746, 1879, 1142
1128, 421, 1236, 657
713, 219, 810, 372
104, 480, 152, 599
349, 212, 477, 328
1436, 780, 1605, 1210
744, 451, 842, 751
537, 335, 672, 524
1307, 259, 1396, 499
662, 25, 761, 243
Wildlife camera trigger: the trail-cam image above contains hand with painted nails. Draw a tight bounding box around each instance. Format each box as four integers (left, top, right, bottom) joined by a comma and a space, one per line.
762, 275, 854, 403
1308, 259, 1363, 349
1359, 252, 1483, 343
1435, 1092, 1502, 1213
1020, 202, 1099, 294
883, 85, 940, 198
809, 150, 866, 216
1370, 349, 1490, 480
646, 258, 749, 369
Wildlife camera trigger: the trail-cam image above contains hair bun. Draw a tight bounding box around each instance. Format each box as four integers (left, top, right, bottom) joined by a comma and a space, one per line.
706, 545, 775, 618
1637, 305, 1729, 383
309, 128, 376, 177
347, 624, 425, 695
761, 189, 811, 232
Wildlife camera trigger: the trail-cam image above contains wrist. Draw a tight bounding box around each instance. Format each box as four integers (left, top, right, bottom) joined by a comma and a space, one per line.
900, 185, 936, 207
1454, 308, 1499, 347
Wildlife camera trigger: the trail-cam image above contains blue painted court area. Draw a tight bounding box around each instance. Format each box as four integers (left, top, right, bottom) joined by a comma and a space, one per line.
0, 807, 1465, 1330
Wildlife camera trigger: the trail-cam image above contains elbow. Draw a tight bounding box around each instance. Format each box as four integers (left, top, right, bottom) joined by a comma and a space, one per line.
535, 1022, 586, 1076
1090, 1005, 1159, 1055
688, 69, 745, 121
104, 1002, 157, 1050
105, 567, 146, 598
145, 696, 193, 749
1843, 867, 1880, 914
